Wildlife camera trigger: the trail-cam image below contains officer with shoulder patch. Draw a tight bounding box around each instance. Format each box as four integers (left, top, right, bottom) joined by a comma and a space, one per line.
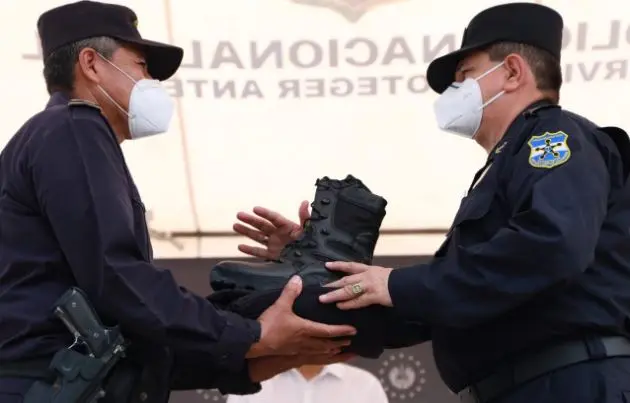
235, 3, 630, 402
0, 1, 356, 402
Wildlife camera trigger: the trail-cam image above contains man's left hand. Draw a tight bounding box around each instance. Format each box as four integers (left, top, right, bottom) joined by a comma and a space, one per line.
319, 262, 394, 309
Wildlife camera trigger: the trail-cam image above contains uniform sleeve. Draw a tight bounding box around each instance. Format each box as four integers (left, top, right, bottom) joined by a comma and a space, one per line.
170, 351, 261, 395
30, 117, 260, 372
383, 319, 431, 348
387, 124, 611, 327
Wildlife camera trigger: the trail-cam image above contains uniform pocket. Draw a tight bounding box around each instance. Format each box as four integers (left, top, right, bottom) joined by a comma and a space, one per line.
451, 190, 495, 228
130, 197, 152, 260
434, 190, 495, 257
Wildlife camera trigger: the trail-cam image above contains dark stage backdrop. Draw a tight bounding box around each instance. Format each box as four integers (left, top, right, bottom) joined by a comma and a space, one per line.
160, 256, 458, 403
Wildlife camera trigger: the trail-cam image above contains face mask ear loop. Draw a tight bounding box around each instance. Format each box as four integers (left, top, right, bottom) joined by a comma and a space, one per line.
96, 52, 137, 84
95, 52, 139, 119
475, 61, 506, 81
474, 61, 507, 110
96, 86, 132, 118
479, 90, 505, 110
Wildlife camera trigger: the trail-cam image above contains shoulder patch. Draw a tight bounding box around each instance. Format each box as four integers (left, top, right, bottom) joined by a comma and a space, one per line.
68, 99, 101, 111
527, 131, 571, 169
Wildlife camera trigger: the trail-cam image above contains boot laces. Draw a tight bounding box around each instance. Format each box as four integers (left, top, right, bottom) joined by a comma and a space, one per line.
276, 177, 363, 265
277, 201, 326, 263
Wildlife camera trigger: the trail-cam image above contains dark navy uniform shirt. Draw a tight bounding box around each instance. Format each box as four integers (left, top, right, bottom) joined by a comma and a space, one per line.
388, 100, 630, 392
0, 92, 261, 396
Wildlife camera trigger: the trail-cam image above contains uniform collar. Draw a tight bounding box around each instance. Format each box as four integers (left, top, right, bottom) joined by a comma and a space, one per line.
489, 98, 560, 159
46, 92, 70, 109
46, 92, 103, 113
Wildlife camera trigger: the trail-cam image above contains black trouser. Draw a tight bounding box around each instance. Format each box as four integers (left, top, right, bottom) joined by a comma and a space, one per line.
494, 357, 630, 403
459, 336, 630, 403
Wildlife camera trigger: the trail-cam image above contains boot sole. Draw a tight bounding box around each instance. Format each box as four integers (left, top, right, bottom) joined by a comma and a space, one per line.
211, 263, 342, 292
211, 266, 292, 292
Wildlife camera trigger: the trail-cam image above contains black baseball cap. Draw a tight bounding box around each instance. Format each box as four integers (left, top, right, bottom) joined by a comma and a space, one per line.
426, 3, 564, 94
37, 0, 183, 81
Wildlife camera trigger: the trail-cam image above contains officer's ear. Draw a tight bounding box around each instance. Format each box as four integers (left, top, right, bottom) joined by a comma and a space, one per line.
502, 53, 527, 93
76, 48, 102, 85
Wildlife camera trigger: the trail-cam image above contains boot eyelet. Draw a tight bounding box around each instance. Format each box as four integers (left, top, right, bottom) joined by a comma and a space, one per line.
294, 251, 303, 257
320, 228, 329, 235
321, 198, 331, 205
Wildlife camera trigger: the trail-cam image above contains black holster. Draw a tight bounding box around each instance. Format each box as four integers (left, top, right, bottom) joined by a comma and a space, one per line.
1, 352, 140, 403
20, 348, 137, 403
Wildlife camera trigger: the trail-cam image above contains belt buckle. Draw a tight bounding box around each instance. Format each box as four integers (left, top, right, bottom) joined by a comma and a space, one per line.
458, 386, 480, 403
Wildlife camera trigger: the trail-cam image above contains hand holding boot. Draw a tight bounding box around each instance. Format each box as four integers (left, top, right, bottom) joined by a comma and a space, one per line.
320, 262, 394, 309
233, 202, 310, 260
246, 276, 356, 358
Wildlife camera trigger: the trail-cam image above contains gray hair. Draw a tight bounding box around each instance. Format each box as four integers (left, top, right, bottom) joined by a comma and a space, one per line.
43, 36, 120, 95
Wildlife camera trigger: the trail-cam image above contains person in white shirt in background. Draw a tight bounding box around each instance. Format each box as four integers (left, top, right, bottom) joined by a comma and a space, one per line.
226, 363, 389, 403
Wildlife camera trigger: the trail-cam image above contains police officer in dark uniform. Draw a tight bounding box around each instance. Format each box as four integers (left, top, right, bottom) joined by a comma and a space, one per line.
236, 3, 630, 402
0, 1, 357, 402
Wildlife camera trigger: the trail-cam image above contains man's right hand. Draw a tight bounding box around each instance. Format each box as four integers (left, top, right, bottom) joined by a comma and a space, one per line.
233, 202, 310, 260
246, 276, 356, 358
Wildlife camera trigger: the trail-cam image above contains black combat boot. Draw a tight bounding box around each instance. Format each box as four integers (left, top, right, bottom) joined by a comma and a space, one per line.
207, 176, 430, 359
211, 175, 387, 292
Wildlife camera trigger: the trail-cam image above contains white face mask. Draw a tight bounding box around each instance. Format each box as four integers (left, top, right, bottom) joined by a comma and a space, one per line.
433, 62, 506, 139
97, 54, 174, 140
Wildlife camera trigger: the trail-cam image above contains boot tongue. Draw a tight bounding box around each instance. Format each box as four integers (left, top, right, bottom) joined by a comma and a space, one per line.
274, 175, 386, 268
314, 175, 371, 192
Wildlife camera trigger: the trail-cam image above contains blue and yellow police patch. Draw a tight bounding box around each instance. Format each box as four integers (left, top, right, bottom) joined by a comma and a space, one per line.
527, 131, 571, 169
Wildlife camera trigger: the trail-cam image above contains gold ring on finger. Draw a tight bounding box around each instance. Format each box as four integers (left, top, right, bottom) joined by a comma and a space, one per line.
349, 283, 364, 296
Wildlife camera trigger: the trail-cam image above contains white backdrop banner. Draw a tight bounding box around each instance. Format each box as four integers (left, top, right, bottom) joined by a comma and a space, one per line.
0, 0, 627, 257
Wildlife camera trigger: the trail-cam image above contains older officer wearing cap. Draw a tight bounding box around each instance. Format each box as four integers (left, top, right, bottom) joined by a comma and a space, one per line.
0, 1, 357, 402
235, 3, 630, 403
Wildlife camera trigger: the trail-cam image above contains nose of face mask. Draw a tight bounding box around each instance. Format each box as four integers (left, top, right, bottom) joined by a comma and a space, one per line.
127, 79, 175, 139
95, 53, 174, 140
432, 61, 506, 139
433, 78, 484, 139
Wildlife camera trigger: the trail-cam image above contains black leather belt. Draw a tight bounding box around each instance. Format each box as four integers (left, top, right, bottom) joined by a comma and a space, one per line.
458, 336, 630, 403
